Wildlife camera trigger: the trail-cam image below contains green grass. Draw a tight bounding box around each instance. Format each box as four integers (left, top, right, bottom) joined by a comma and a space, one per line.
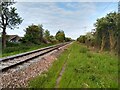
28, 47, 70, 88
1, 43, 54, 58
28, 42, 118, 88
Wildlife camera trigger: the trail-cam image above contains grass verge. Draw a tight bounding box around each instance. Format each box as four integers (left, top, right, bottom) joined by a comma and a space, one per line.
2, 43, 54, 58
28, 42, 118, 88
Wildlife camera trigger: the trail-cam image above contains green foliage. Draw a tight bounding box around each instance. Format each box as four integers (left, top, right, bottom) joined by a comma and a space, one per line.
0, 1, 23, 29
22, 25, 68, 44
77, 35, 86, 43
0, 1, 23, 49
49, 35, 58, 44
77, 12, 119, 54
94, 12, 118, 52
38, 24, 44, 42
65, 37, 72, 42
77, 32, 96, 47
3, 45, 29, 54
95, 17, 110, 50
55, 30, 65, 42
44, 30, 50, 41
0, 36, 2, 57
22, 24, 44, 44
2, 43, 54, 57
117, 13, 120, 56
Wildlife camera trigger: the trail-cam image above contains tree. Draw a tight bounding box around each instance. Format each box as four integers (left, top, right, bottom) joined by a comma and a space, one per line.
77, 32, 95, 47
55, 30, 65, 42
44, 30, 50, 41
0, 0, 23, 49
65, 37, 72, 42
94, 12, 118, 52
106, 12, 117, 52
0, 32, 2, 56
77, 35, 86, 43
94, 17, 110, 51
38, 24, 44, 42
85, 32, 95, 47
117, 13, 120, 56
77, 12, 118, 54
22, 24, 42, 44
49, 35, 57, 43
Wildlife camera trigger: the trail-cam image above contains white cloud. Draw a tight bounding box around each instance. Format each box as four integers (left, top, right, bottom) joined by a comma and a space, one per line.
6, 2, 97, 39
6, 2, 117, 39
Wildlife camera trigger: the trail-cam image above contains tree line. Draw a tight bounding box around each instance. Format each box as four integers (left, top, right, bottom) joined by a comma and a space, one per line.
77, 12, 120, 56
21, 24, 72, 45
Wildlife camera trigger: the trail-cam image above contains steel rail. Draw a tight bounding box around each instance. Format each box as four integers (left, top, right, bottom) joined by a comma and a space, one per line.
0, 42, 70, 72
0, 42, 68, 62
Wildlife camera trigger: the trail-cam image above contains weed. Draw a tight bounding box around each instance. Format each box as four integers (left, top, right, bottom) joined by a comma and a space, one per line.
79, 46, 88, 53
86, 52, 93, 58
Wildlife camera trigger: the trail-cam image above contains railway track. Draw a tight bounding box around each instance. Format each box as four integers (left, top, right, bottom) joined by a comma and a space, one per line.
0, 42, 70, 72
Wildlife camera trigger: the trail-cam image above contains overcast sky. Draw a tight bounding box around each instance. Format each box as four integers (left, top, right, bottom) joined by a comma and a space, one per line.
6, 1, 118, 39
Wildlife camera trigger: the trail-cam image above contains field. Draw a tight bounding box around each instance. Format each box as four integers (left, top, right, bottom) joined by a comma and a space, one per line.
28, 42, 118, 88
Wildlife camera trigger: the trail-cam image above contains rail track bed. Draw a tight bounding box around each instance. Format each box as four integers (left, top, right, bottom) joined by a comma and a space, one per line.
0, 42, 70, 72
1, 42, 71, 88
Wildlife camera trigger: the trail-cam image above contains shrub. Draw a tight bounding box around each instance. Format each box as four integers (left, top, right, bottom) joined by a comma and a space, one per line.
79, 47, 89, 53
6, 41, 20, 47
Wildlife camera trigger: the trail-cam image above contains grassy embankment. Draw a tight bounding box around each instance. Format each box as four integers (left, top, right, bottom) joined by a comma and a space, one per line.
28, 42, 118, 88
2, 43, 54, 58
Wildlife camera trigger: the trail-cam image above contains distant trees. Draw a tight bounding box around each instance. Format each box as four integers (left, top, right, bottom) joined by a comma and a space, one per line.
49, 35, 57, 44
77, 32, 95, 47
77, 35, 86, 43
55, 30, 65, 42
22, 24, 71, 45
65, 37, 72, 42
0, 0, 23, 49
77, 12, 120, 55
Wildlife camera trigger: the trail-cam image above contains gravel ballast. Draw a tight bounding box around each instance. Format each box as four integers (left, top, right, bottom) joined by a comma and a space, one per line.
1, 44, 70, 88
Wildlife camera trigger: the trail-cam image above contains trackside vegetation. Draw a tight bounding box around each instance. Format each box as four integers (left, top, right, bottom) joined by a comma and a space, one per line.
77, 12, 120, 56
2, 43, 54, 57
1, 24, 72, 58
28, 42, 118, 88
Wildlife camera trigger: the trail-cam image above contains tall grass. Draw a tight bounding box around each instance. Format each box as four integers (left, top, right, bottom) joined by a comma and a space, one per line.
29, 48, 70, 88
2, 43, 54, 57
28, 42, 118, 88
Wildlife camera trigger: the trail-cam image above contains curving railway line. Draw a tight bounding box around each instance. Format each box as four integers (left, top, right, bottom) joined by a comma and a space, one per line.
0, 42, 70, 72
